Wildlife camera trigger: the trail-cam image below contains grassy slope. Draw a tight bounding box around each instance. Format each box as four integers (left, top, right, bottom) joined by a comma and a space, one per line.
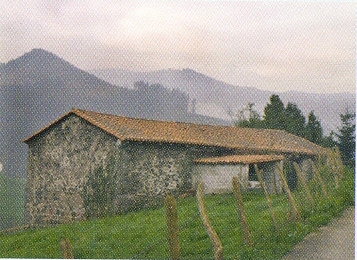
0, 168, 354, 259
0, 175, 25, 230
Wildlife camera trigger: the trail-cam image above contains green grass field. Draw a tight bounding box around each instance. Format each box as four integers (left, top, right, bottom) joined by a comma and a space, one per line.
0, 168, 354, 259
0, 175, 25, 230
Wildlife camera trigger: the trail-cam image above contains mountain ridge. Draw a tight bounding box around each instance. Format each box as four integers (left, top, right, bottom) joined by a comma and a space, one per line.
1, 49, 120, 91
91, 67, 355, 134
0, 48, 355, 177
0, 48, 228, 177
94, 67, 355, 95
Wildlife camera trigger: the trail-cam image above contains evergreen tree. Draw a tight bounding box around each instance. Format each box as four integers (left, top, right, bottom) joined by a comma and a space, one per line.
321, 131, 337, 148
305, 111, 323, 144
231, 95, 330, 148
263, 95, 286, 130
285, 103, 306, 137
336, 109, 355, 167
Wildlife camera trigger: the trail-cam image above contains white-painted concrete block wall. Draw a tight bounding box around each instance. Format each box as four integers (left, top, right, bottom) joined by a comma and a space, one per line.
192, 164, 249, 194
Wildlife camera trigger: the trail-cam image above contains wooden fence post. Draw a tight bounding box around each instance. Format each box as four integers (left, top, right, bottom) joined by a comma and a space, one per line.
59, 238, 74, 259
293, 162, 314, 207
165, 194, 181, 260
309, 160, 328, 197
196, 182, 223, 260
276, 165, 301, 222
232, 177, 253, 247
253, 164, 279, 231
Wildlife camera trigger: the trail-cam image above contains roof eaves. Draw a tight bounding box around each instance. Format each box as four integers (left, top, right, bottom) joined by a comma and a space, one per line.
194, 154, 285, 165
121, 136, 319, 156
23, 110, 75, 143
23, 108, 125, 144
23, 108, 327, 157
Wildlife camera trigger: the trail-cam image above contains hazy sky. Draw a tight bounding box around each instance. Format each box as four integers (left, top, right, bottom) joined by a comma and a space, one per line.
1, 1, 356, 93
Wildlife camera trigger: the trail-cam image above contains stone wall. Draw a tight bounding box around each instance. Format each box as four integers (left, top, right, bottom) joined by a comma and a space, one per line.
25, 115, 196, 226
25, 115, 115, 226
284, 154, 316, 189
24, 113, 317, 226
116, 142, 194, 211
298, 157, 314, 182
192, 164, 249, 194
259, 161, 283, 194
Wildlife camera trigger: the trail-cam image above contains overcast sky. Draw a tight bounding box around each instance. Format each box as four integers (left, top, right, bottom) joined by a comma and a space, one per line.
1, 1, 356, 93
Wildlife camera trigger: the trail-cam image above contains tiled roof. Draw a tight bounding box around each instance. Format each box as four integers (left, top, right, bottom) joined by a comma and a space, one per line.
24, 108, 326, 155
194, 154, 285, 165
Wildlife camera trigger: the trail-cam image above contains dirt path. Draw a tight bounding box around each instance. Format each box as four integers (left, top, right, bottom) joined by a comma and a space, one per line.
282, 207, 355, 260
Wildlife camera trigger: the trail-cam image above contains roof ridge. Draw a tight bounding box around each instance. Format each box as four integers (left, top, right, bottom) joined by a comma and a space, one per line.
70, 108, 290, 135
24, 108, 327, 156
71, 108, 232, 128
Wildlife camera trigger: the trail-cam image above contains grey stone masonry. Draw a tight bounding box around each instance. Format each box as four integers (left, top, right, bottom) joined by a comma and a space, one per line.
25, 114, 194, 226
298, 157, 314, 182
24, 111, 320, 227
259, 161, 283, 194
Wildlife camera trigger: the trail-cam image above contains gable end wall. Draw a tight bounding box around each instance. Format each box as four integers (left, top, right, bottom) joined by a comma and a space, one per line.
25, 115, 195, 226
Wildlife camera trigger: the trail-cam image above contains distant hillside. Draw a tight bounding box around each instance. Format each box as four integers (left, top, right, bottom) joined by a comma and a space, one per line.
0, 49, 227, 177
92, 68, 356, 135
1, 49, 354, 177
0, 49, 128, 177
0, 174, 25, 230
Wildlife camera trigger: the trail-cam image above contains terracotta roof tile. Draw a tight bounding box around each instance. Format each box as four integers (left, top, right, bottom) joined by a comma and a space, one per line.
194, 154, 285, 165
24, 108, 327, 155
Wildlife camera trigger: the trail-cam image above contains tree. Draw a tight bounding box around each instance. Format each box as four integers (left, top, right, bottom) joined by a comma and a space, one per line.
263, 95, 286, 130
321, 131, 338, 148
232, 102, 262, 128
305, 111, 323, 144
231, 95, 328, 147
336, 109, 355, 167
285, 103, 306, 137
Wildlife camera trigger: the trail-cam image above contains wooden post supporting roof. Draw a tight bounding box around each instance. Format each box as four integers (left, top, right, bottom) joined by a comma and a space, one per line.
277, 164, 301, 222
254, 164, 279, 231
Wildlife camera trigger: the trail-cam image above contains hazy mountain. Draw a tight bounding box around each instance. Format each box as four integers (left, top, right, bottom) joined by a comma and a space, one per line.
0, 49, 126, 177
92, 68, 356, 135
1, 49, 354, 177
1, 49, 227, 177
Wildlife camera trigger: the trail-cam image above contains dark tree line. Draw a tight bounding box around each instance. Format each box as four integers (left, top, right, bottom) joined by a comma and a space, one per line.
122, 81, 195, 121
133, 81, 189, 119
232, 95, 355, 167
336, 109, 355, 167
231, 95, 323, 142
